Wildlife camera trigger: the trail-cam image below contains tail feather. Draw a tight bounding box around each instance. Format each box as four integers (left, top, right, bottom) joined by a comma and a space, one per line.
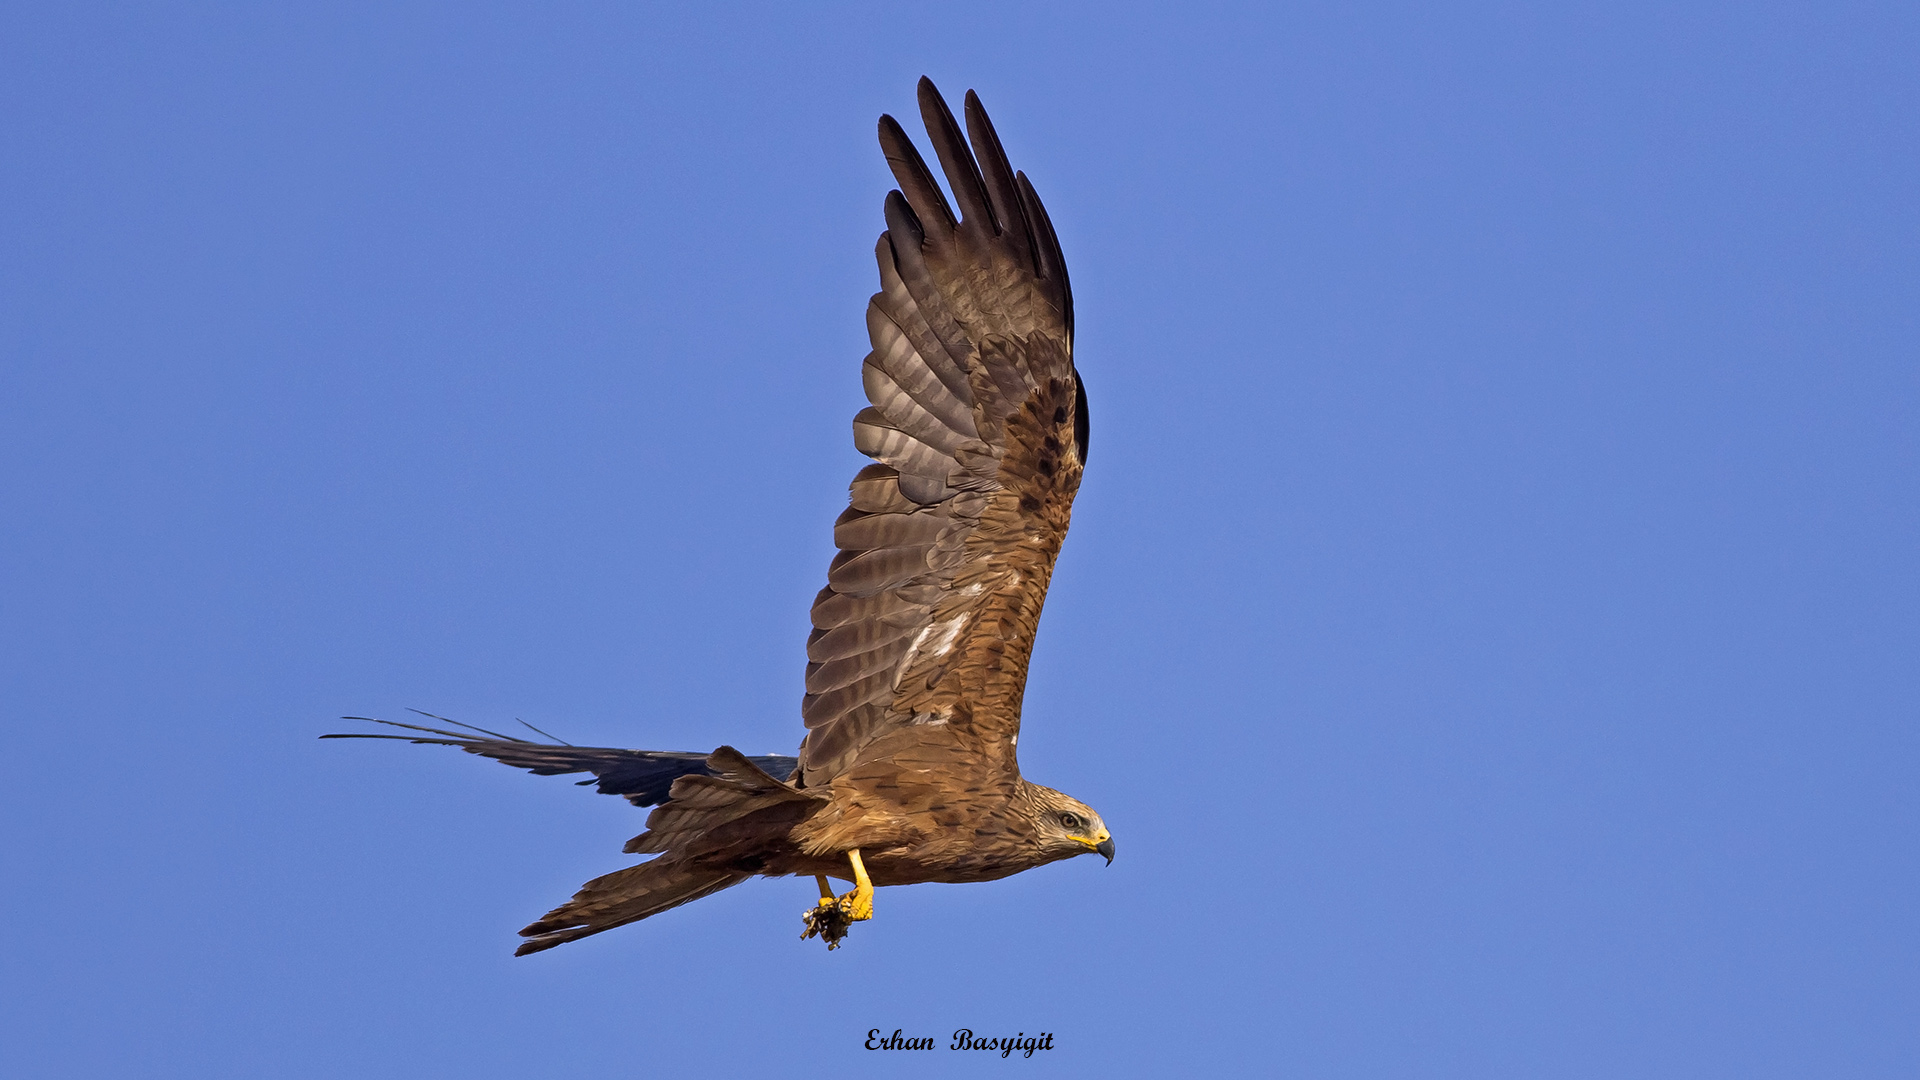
515, 860, 748, 956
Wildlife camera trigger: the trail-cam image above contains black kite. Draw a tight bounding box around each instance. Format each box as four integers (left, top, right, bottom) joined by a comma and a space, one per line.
329, 78, 1111, 953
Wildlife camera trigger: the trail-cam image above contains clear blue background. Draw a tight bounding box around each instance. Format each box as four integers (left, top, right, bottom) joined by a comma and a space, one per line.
3, 3, 1915, 1077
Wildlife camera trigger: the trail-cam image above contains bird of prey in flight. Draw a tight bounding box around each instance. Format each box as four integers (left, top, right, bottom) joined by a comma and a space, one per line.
328, 77, 1111, 954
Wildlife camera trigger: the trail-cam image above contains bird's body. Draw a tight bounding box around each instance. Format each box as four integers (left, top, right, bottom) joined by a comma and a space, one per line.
329, 78, 1111, 954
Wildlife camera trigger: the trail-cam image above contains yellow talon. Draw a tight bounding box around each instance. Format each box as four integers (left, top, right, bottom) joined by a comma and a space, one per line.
799, 850, 875, 949
838, 848, 874, 922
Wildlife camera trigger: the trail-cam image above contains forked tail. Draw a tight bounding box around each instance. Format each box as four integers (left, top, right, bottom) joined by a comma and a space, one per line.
515, 861, 748, 955
325, 715, 820, 954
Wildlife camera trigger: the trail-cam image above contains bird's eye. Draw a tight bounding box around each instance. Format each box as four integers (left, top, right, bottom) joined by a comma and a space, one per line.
1059, 812, 1082, 831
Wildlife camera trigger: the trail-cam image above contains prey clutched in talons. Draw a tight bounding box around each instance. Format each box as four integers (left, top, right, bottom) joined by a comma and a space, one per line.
799, 851, 874, 950
801, 896, 856, 949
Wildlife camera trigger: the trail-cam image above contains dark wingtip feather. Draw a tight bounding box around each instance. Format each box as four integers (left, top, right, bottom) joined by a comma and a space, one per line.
1016, 170, 1073, 340
325, 715, 523, 742
915, 77, 995, 233
878, 113, 955, 235
326, 715, 798, 807
516, 718, 571, 745
406, 709, 524, 742
883, 190, 924, 247
963, 87, 1035, 266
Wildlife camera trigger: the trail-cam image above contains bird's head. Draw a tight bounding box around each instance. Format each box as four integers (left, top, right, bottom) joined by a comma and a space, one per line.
1025, 784, 1115, 865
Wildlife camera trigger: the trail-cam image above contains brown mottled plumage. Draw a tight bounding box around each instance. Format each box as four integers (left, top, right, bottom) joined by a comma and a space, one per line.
327, 78, 1110, 955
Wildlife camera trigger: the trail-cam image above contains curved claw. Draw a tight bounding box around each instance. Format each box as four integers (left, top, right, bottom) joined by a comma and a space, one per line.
839, 888, 873, 922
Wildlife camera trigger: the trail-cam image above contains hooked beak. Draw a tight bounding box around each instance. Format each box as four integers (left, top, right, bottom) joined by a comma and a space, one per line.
1095, 837, 1115, 865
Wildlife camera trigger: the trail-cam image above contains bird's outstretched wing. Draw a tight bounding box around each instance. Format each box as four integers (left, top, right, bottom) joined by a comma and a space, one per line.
323, 715, 797, 808
797, 78, 1086, 786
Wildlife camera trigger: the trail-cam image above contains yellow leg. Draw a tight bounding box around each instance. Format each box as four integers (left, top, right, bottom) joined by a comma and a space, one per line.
798, 853, 873, 948
842, 848, 874, 922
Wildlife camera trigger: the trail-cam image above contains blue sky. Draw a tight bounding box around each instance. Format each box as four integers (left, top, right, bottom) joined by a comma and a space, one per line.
3, 2, 1915, 1077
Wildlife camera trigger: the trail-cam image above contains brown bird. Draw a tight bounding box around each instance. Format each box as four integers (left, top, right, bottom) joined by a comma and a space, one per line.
327, 77, 1111, 954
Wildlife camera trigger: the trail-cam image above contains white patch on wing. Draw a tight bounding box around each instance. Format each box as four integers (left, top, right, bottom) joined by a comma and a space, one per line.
922, 615, 967, 660
893, 613, 970, 689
